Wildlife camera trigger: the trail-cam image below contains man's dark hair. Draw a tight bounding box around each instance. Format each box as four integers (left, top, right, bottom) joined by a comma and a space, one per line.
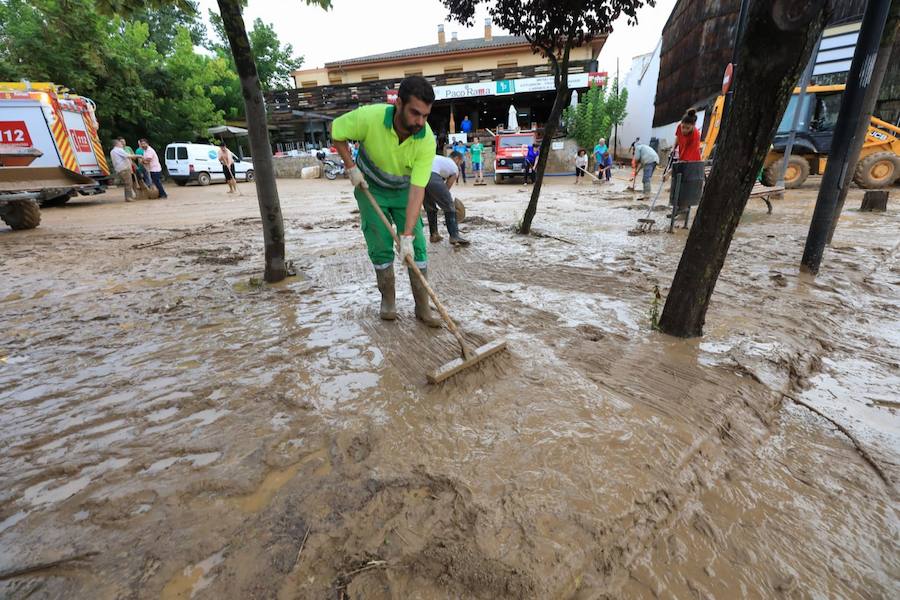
138, 138, 148, 144
449, 150, 463, 160
116, 137, 125, 142
398, 75, 435, 105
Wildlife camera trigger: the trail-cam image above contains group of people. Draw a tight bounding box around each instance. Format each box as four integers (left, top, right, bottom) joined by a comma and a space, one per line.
109, 138, 167, 202
573, 108, 703, 199
574, 138, 613, 185
449, 136, 486, 185
109, 137, 242, 202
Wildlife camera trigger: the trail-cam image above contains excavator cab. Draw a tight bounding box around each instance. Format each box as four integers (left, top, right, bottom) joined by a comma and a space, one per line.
702, 84, 900, 189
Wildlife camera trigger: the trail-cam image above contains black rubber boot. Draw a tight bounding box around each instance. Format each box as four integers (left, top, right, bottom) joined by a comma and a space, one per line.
427, 211, 442, 242
446, 213, 470, 246
375, 266, 396, 320
409, 267, 441, 328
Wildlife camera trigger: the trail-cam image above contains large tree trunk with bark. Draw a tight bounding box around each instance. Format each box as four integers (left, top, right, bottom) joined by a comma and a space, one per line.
519, 47, 570, 235
658, 0, 831, 338
217, 0, 288, 283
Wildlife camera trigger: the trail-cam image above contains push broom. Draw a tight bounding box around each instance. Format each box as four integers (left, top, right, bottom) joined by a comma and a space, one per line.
360, 186, 508, 384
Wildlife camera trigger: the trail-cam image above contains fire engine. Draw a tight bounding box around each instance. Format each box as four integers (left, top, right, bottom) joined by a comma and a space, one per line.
0, 81, 107, 229
493, 130, 536, 184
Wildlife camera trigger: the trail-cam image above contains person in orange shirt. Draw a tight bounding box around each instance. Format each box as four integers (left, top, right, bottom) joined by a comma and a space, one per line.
674, 108, 702, 162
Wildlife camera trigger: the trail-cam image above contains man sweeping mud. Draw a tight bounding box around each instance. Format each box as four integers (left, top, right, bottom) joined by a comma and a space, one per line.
332, 76, 441, 326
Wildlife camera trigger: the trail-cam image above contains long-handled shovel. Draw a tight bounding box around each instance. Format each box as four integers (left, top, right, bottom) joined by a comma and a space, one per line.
360, 186, 507, 384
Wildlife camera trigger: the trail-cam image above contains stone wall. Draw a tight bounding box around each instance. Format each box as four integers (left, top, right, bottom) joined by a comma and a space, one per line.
272, 156, 322, 178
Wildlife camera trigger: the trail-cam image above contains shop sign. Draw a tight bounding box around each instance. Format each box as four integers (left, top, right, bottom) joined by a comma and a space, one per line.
495, 80, 515, 95
433, 82, 495, 101
588, 71, 608, 87
433, 73, 590, 101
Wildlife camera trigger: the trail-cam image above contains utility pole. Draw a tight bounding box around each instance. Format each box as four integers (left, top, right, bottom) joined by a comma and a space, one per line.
826, 1, 900, 244
613, 56, 620, 159
721, 0, 751, 123
801, 0, 893, 275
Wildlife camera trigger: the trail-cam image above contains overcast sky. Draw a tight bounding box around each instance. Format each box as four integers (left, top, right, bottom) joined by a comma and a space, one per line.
196, 0, 677, 79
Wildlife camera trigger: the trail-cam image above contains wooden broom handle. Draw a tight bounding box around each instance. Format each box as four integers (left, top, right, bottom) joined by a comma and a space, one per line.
359, 186, 473, 360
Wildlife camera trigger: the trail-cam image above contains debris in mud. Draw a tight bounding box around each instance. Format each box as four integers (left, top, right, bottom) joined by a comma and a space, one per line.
462, 215, 505, 228
528, 230, 577, 245
182, 248, 246, 266
618, 203, 669, 211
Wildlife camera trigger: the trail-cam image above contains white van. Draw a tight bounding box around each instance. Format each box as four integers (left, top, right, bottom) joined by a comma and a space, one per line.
164, 143, 254, 186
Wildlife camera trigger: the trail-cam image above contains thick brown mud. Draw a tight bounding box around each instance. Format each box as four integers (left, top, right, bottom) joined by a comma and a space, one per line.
1, 177, 898, 599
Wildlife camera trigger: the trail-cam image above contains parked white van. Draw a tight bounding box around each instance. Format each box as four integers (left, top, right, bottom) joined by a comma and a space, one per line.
164, 143, 254, 186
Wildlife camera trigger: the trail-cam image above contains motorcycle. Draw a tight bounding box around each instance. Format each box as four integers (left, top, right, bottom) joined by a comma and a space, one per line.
323, 159, 345, 180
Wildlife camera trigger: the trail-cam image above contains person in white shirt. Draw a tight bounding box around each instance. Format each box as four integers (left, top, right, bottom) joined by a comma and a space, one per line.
424, 151, 469, 245
109, 137, 138, 202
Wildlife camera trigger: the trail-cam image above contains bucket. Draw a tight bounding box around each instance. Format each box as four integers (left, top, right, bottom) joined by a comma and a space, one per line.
669, 160, 705, 208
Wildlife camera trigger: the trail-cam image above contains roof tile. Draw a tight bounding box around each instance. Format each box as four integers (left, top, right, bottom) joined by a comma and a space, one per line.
325, 35, 531, 67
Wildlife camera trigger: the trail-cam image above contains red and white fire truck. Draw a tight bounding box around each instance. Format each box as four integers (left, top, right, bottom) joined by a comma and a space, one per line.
0, 81, 107, 229
493, 130, 536, 184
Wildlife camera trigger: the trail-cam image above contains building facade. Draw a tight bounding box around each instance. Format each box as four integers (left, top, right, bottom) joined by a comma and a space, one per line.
647, 0, 899, 152
267, 21, 607, 150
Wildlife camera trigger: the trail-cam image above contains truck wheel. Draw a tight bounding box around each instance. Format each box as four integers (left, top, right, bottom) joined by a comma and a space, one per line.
1, 200, 41, 230
853, 151, 900, 189
245, 170, 254, 182
197, 172, 211, 186
764, 155, 809, 188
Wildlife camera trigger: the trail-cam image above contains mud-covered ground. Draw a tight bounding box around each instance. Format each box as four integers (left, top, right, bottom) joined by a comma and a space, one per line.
1, 174, 898, 599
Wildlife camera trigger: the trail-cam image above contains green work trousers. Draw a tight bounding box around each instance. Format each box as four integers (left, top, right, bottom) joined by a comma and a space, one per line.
354, 183, 427, 268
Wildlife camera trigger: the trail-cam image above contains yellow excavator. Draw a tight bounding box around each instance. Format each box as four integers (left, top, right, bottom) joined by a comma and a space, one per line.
701, 84, 900, 189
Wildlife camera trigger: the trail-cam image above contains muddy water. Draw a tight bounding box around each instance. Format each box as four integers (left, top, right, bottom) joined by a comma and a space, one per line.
0, 178, 897, 599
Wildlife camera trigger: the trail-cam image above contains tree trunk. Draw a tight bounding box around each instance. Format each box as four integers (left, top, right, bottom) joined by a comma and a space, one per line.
217, 0, 287, 283
519, 48, 570, 235
658, 0, 830, 338
825, 0, 900, 244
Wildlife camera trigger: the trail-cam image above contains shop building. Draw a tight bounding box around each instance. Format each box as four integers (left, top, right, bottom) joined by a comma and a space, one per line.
267, 20, 607, 150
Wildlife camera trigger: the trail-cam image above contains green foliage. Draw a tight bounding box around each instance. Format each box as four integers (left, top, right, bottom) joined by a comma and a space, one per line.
563, 79, 628, 151
207, 12, 304, 91
0, 0, 234, 148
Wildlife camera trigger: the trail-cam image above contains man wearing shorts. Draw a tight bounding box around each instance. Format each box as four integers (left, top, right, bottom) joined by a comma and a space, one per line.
470, 136, 485, 185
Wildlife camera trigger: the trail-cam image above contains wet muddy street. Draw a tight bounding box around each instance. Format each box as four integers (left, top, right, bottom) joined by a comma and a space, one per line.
1, 176, 898, 599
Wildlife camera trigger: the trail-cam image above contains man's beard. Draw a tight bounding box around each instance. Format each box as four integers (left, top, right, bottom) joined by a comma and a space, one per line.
402, 115, 422, 135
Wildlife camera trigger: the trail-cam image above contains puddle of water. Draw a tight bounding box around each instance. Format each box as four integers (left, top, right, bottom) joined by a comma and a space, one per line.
23, 475, 93, 505
0, 510, 29, 534
231, 449, 327, 513
144, 457, 180, 475
160, 547, 227, 600
147, 406, 179, 423
188, 408, 228, 427
187, 452, 221, 467
22, 458, 131, 506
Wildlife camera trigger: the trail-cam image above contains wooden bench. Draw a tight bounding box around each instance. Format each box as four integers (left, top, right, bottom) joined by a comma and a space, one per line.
702, 165, 784, 214
749, 182, 784, 214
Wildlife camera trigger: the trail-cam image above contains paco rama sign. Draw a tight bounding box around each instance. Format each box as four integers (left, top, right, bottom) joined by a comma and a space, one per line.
432, 73, 591, 101
433, 82, 495, 101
